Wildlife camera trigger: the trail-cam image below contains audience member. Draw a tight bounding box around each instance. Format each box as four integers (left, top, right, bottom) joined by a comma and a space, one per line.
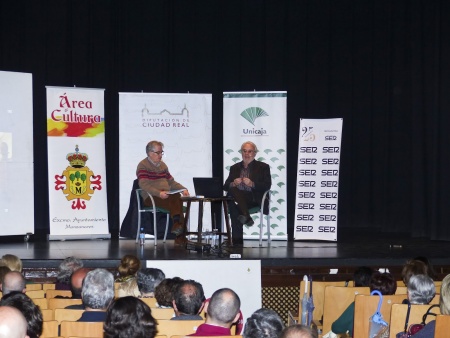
331, 271, 396, 336
155, 277, 184, 308
407, 274, 436, 304
0, 266, 11, 286
137, 268, 165, 298
0, 255, 22, 272
0, 292, 43, 338
104, 296, 157, 338
280, 324, 318, 338
242, 308, 284, 338
412, 273, 450, 338
414, 256, 438, 280
77, 268, 114, 321
352, 266, 373, 287
115, 255, 141, 297
56, 257, 83, 290
69, 267, 90, 301
172, 279, 205, 320
402, 259, 428, 286
0, 305, 29, 338
1, 271, 26, 295
190, 288, 241, 336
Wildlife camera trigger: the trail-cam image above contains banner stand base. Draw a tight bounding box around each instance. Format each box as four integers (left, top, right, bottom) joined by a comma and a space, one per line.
48, 234, 111, 241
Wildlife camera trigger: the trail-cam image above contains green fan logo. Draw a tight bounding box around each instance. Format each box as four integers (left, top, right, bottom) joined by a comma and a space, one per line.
240, 107, 269, 125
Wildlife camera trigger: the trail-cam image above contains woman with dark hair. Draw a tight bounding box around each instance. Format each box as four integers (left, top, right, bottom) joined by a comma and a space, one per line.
104, 296, 157, 338
0, 291, 43, 338
115, 254, 141, 297
243, 308, 285, 338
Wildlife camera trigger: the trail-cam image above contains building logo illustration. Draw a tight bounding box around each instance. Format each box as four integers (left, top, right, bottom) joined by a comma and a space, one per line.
54, 145, 102, 210
240, 107, 269, 125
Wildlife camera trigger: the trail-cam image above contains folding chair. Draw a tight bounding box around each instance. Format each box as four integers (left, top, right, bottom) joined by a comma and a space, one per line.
247, 189, 271, 246
135, 188, 170, 245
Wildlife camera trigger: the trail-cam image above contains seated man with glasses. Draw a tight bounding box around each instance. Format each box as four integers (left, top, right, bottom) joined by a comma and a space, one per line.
137, 140, 190, 245
224, 141, 271, 245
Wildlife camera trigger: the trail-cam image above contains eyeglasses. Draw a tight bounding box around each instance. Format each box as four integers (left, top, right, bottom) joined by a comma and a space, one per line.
241, 149, 255, 154
151, 151, 164, 156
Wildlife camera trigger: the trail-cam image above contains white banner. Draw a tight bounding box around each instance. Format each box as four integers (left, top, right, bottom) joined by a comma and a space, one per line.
223, 92, 287, 240
118, 93, 212, 233
0, 71, 34, 236
294, 118, 343, 241
47, 87, 109, 239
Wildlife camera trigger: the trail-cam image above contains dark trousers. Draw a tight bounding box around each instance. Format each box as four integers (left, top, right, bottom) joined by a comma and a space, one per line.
144, 194, 184, 233
227, 187, 258, 243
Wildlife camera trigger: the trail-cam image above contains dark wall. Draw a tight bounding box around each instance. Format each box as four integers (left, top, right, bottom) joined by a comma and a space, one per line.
1, 0, 449, 240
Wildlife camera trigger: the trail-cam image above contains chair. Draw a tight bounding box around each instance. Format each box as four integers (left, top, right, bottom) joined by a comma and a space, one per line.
48, 298, 82, 310
26, 283, 43, 291
46, 289, 73, 298
298, 280, 349, 329
322, 286, 370, 334
26, 290, 45, 298
41, 308, 54, 321
435, 314, 450, 337
33, 297, 48, 309
135, 188, 170, 246
140, 297, 158, 307
41, 320, 59, 338
60, 321, 104, 338
389, 304, 441, 338
247, 189, 271, 246
54, 308, 85, 323
156, 319, 204, 337
150, 307, 175, 319
42, 283, 57, 291
353, 294, 410, 338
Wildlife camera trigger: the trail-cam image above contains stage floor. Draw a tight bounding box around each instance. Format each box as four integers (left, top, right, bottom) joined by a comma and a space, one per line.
2, 229, 450, 271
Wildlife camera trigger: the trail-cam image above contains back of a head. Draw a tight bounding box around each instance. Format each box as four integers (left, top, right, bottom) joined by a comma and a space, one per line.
0, 255, 22, 273
117, 255, 141, 278
173, 280, 205, 315
82, 268, 114, 310
57, 257, 83, 283
353, 266, 373, 287
137, 268, 165, 294
243, 308, 284, 338
402, 259, 428, 286
0, 306, 28, 338
0, 266, 11, 286
280, 324, 318, 338
2, 271, 26, 295
369, 271, 397, 295
155, 277, 183, 307
0, 292, 43, 338
407, 274, 436, 305
207, 288, 241, 326
104, 296, 156, 338
70, 267, 90, 298
440, 274, 450, 315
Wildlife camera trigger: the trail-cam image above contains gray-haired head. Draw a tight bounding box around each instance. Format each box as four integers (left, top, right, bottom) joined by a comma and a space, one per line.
407, 274, 436, 304
243, 308, 284, 338
137, 268, 165, 294
146, 141, 164, 155
81, 268, 114, 310
57, 257, 83, 283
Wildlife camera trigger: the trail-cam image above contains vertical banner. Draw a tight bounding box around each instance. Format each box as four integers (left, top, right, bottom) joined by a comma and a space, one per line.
47, 87, 110, 240
118, 93, 212, 233
0, 71, 34, 236
223, 92, 287, 241
294, 118, 343, 241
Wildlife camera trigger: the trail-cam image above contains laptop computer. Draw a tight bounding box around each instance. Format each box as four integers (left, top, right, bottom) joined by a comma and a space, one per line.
193, 177, 224, 198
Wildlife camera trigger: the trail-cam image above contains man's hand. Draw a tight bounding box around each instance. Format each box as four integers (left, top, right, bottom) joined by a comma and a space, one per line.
233, 178, 243, 186
159, 191, 169, 199
182, 189, 190, 197
242, 177, 254, 187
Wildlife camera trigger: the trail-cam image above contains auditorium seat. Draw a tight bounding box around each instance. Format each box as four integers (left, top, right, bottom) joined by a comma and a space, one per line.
26, 290, 45, 298
150, 307, 175, 319
435, 314, 450, 337
48, 298, 82, 310
60, 321, 103, 338
41, 320, 59, 338
46, 289, 72, 299
54, 308, 85, 323
389, 303, 440, 338
41, 308, 54, 321
26, 283, 43, 291
33, 297, 48, 309
156, 319, 204, 337
140, 297, 158, 307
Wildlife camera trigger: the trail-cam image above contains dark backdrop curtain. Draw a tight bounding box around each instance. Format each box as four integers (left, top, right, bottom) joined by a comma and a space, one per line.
1, 0, 449, 240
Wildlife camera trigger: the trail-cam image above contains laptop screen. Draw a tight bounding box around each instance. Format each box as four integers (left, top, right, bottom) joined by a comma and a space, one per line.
193, 177, 224, 198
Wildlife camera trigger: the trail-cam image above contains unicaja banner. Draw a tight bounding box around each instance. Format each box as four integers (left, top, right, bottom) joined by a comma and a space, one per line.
223, 92, 287, 241
46, 87, 110, 240
294, 118, 343, 241
118, 93, 212, 233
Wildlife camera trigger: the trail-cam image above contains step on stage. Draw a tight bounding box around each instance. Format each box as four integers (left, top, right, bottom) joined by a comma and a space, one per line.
2, 229, 450, 285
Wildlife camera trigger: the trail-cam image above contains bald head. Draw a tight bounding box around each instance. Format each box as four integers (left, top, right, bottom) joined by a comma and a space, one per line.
206, 288, 240, 327
2, 272, 26, 295
0, 306, 29, 338
70, 268, 90, 298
